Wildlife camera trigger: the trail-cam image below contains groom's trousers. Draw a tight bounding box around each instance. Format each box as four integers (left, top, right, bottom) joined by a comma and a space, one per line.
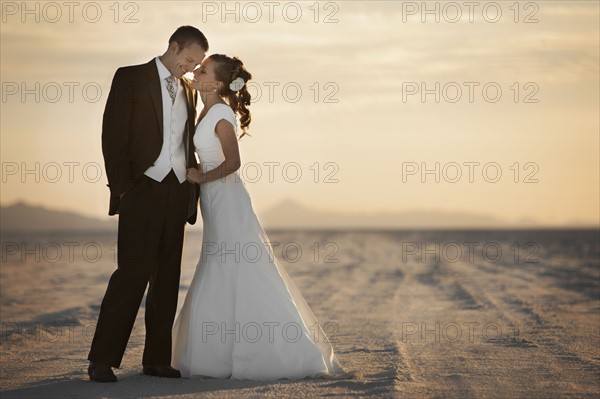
88, 170, 189, 368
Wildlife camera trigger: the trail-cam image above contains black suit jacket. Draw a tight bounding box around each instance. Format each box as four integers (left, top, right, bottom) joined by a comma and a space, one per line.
101, 59, 200, 224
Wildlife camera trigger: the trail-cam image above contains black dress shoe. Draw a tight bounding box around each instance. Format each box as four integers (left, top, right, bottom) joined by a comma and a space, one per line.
143, 364, 182, 378
88, 362, 117, 382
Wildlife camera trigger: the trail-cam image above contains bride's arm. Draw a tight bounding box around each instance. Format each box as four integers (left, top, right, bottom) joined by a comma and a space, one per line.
187, 119, 240, 184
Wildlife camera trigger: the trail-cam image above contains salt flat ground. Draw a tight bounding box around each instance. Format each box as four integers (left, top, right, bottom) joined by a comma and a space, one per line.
1, 229, 598, 398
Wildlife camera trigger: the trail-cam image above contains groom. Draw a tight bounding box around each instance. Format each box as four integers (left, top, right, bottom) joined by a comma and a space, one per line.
88, 26, 207, 382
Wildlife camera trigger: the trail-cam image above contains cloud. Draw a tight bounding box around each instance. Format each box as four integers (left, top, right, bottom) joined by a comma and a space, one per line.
1, 1, 598, 222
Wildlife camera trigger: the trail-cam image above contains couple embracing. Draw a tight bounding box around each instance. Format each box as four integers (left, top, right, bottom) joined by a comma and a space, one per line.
87, 25, 347, 382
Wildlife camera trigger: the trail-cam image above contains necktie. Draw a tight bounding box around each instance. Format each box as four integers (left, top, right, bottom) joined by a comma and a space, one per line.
165, 75, 177, 103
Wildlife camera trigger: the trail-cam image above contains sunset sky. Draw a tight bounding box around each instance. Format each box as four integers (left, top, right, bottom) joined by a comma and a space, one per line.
1, 1, 599, 227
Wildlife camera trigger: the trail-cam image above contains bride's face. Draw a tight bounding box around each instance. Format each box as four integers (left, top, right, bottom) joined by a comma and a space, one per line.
191, 58, 222, 94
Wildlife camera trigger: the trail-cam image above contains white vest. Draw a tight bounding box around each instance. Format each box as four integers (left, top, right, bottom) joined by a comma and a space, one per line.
144, 57, 187, 183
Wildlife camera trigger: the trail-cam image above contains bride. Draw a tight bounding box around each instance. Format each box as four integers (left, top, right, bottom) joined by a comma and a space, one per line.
171, 54, 347, 380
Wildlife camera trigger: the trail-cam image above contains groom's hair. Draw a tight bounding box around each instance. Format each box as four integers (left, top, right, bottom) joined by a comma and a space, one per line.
169, 26, 209, 51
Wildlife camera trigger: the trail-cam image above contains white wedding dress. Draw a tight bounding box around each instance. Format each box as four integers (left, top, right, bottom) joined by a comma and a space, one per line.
171, 103, 345, 380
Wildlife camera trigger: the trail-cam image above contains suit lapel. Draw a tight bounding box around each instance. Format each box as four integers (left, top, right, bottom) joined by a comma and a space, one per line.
182, 79, 197, 167
146, 60, 164, 141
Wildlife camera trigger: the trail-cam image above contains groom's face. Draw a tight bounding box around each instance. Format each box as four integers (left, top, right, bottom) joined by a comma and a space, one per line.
171, 42, 206, 78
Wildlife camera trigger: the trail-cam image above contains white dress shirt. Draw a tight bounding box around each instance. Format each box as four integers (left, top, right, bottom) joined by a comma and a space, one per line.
144, 56, 188, 183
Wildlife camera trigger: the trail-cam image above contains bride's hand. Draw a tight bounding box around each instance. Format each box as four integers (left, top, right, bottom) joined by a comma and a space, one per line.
187, 167, 202, 184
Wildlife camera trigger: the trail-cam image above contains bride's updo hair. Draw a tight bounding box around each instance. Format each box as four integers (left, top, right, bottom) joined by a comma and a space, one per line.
209, 54, 253, 139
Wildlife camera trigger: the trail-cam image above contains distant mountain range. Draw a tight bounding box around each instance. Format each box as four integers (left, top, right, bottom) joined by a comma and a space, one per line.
0, 200, 597, 232
1, 202, 116, 232
261, 198, 521, 229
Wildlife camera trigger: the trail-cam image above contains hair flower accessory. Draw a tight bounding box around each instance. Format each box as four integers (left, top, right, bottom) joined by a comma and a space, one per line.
229, 76, 245, 92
